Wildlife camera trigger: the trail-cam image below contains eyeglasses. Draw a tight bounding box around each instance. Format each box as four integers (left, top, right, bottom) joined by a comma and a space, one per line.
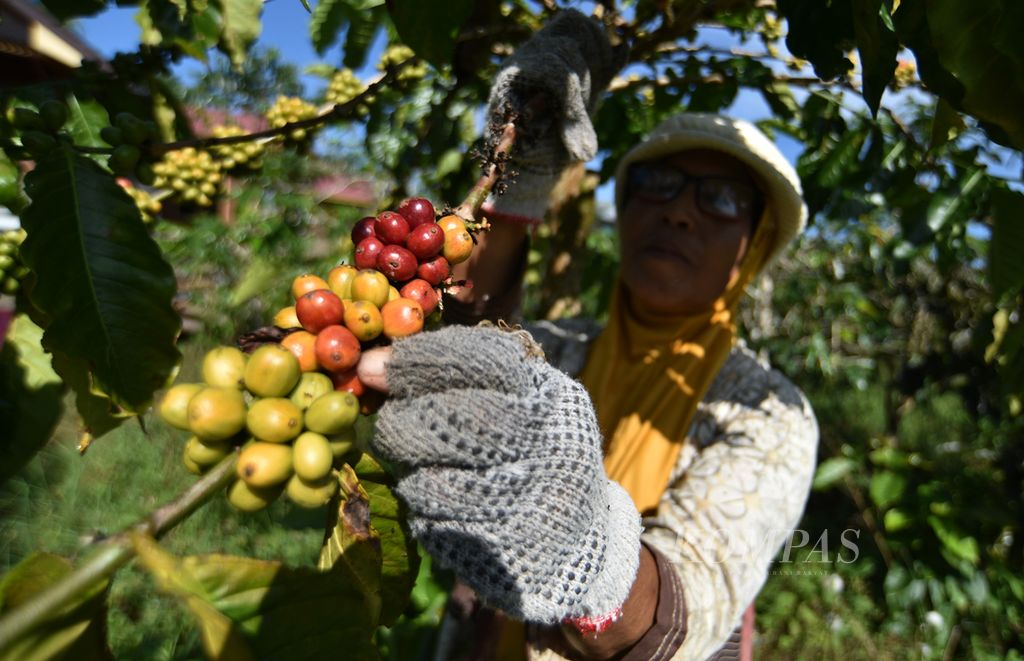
626, 162, 762, 223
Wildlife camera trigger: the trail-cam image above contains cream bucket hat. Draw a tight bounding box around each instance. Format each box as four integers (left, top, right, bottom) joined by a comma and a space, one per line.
614, 113, 808, 264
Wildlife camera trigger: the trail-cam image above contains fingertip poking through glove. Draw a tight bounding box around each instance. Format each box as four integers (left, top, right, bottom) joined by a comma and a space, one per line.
371, 325, 641, 624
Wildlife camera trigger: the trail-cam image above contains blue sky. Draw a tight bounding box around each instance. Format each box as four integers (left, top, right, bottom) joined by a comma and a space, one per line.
76, 2, 389, 96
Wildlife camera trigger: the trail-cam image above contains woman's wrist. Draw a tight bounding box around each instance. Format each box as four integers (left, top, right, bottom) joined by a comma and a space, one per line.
483, 170, 561, 227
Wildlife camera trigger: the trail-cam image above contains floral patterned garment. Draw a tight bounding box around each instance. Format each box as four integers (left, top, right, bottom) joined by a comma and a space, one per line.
522, 319, 819, 661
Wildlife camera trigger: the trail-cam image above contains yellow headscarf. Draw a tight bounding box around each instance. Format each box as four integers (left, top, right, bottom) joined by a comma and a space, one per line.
581, 213, 776, 514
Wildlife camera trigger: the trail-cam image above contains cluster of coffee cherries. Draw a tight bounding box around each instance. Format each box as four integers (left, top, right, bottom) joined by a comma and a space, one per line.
151, 147, 223, 208
100, 112, 160, 182
0, 229, 28, 295
265, 96, 319, 143
7, 101, 70, 160
273, 198, 476, 397
116, 178, 162, 224
209, 124, 265, 171
379, 44, 428, 83
160, 344, 359, 512
160, 197, 484, 512
325, 68, 370, 112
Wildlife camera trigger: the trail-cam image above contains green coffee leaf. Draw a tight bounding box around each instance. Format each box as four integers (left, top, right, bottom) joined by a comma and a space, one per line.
989, 189, 1024, 299
883, 508, 912, 532
352, 455, 418, 627
386, 0, 474, 70
38, 0, 106, 21
869, 470, 907, 509
217, 0, 264, 67
0, 315, 64, 483
132, 534, 379, 660
319, 456, 418, 627
19, 144, 181, 418
927, 516, 979, 565
310, 0, 349, 55
852, 0, 899, 116
894, 0, 1024, 149
0, 552, 111, 661
777, 0, 856, 81
63, 97, 109, 150
812, 457, 856, 491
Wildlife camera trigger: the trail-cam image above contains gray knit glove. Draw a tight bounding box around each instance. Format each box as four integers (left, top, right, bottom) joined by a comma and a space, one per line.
488, 9, 626, 172
371, 325, 641, 624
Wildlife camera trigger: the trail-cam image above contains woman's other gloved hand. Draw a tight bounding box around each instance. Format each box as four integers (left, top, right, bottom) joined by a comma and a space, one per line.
484, 9, 628, 224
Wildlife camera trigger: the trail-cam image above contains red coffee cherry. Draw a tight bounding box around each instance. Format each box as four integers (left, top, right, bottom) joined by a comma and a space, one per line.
396, 197, 436, 229
376, 244, 417, 283
405, 223, 444, 260
374, 211, 410, 245
416, 255, 450, 286
354, 236, 385, 270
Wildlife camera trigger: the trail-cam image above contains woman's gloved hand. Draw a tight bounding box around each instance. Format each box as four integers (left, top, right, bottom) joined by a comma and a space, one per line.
359, 325, 641, 624
488, 8, 627, 171
484, 9, 628, 224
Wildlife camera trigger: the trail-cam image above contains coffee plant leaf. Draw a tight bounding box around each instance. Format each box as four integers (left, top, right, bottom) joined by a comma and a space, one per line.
0, 552, 111, 661
0, 316, 64, 484
132, 534, 380, 660
319, 455, 419, 627
20, 144, 181, 416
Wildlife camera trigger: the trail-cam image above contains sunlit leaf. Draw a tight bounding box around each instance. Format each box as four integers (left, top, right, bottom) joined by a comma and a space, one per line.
132, 534, 380, 660
869, 470, 907, 509
217, 0, 265, 67
927, 515, 979, 564
812, 457, 856, 491
353, 454, 418, 627
63, 97, 109, 149
0, 315, 64, 483
230, 257, 281, 307
319, 455, 418, 627
0, 152, 25, 213
318, 464, 383, 620
883, 508, 912, 532
0, 552, 111, 661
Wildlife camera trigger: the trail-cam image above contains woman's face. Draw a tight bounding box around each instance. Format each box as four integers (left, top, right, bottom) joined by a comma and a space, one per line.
618, 149, 760, 316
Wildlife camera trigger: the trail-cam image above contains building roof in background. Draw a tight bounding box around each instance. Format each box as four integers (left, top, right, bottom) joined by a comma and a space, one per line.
0, 0, 105, 85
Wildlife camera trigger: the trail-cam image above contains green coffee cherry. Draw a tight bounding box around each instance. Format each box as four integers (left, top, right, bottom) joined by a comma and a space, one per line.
100, 126, 124, 146
39, 101, 68, 132
11, 108, 44, 131
109, 145, 141, 175
21, 131, 57, 154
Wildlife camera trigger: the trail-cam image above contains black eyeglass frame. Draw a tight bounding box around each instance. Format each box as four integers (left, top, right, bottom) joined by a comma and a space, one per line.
625, 162, 764, 225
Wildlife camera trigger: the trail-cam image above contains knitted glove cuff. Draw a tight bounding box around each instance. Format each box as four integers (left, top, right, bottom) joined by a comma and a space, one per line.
571, 479, 643, 619
482, 170, 560, 227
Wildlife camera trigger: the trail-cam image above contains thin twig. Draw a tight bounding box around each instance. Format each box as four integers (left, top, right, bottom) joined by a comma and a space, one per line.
455, 119, 519, 220
0, 455, 238, 653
